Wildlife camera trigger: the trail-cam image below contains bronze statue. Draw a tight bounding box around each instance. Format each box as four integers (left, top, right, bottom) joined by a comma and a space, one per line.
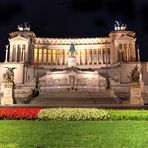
69, 43, 75, 57
128, 65, 140, 83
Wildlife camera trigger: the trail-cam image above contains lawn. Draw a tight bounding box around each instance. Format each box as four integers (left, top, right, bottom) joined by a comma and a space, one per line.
0, 121, 148, 148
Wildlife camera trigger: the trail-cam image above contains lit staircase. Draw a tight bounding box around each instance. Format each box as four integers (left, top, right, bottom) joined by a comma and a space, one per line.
30, 91, 117, 107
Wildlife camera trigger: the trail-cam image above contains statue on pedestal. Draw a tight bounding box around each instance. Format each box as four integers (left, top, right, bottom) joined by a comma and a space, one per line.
1, 67, 15, 105
128, 65, 140, 84
3, 67, 15, 83
69, 43, 75, 57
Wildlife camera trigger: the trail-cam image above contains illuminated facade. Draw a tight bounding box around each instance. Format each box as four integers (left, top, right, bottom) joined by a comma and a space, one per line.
0, 23, 148, 104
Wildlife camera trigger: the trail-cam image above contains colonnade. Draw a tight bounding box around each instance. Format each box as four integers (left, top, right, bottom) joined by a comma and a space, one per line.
34, 48, 111, 65
11, 44, 26, 62
118, 44, 133, 62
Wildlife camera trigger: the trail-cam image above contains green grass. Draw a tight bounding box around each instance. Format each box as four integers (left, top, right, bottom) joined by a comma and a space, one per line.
0, 121, 148, 148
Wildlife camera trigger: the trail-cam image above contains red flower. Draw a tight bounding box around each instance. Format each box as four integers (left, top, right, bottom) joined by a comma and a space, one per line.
0, 108, 42, 120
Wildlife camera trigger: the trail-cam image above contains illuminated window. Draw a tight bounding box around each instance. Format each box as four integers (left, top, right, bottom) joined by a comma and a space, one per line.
34, 48, 38, 63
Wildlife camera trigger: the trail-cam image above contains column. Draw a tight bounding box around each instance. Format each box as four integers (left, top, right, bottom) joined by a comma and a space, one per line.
101, 49, 103, 64
55, 49, 57, 65
87, 49, 89, 65
5, 45, 8, 62
89, 49, 92, 65
37, 48, 39, 65
50, 49, 52, 65
25, 44, 28, 62
77, 49, 80, 65
46, 49, 48, 65
85, 49, 87, 65
41, 48, 43, 65
64, 49, 67, 65
15, 45, 18, 62
62, 49, 65, 65
9, 44, 13, 62
128, 45, 131, 62
20, 45, 22, 62
92, 49, 94, 65
22, 48, 25, 62
137, 48, 141, 62
96, 49, 98, 64
126, 48, 129, 62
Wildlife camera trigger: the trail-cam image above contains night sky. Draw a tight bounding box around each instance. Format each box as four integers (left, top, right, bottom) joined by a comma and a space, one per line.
0, 0, 148, 61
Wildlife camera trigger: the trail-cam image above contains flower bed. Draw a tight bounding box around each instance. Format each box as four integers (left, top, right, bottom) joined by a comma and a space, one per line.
0, 108, 41, 120
0, 108, 148, 121
38, 108, 110, 121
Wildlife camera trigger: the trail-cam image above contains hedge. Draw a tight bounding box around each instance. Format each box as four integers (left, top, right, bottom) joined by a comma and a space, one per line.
38, 108, 110, 121
108, 110, 148, 120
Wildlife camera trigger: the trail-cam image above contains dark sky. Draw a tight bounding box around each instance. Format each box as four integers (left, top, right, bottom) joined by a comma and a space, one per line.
0, 0, 148, 61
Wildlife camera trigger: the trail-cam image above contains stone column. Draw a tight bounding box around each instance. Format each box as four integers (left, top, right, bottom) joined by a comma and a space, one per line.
50, 49, 52, 65
100, 49, 103, 64
9, 44, 13, 62
92, 49, 94, 65
22, 48, 25, 62
137, 48, 141, 62
5, 45, 9, 63
1, 82, 14, 105
128, 45, 131, 62
20, 45, 22, 62
126, 48, 129, 62
15, 45, 18, 62
41, 48, 44, 65
46, 49, 48, 65
37, 48, 39, 65
96, 49, 98, 64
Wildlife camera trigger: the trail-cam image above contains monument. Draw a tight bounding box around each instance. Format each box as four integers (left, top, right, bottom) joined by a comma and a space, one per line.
0, 21, 147, 106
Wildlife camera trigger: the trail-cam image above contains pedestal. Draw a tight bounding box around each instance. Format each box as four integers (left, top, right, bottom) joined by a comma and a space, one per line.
1, 82, 14, 105
68, 57, 76, 67
130, 85, 143, 105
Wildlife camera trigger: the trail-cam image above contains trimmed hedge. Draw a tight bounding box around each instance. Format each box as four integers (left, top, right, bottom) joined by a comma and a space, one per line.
38, 108, 110, 121
108, 110, 148, 120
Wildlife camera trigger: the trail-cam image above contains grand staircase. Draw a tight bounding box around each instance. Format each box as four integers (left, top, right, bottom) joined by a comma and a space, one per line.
29, 90, 118, 107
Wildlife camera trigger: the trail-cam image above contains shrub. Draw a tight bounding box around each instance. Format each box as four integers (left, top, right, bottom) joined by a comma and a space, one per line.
108, 110, 148, 120
38, 108, 110, 121
0, 108, 41, 120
